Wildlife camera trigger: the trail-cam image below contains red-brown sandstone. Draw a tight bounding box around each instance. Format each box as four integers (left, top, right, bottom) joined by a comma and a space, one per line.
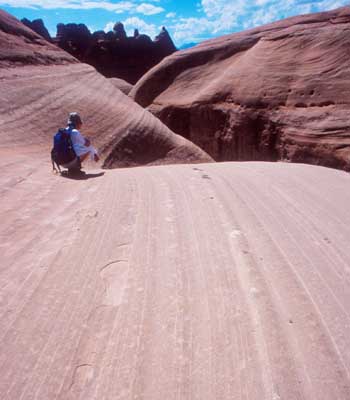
108, 77, 133, 95
131, 7, 350, 171
0, 10, 212, 168
1, 9, 350, 400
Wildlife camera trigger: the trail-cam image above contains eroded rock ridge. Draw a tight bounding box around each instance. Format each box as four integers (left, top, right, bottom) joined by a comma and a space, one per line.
21, 17, 177, 84
0, 10, 212, 168
131, 7, 350, 171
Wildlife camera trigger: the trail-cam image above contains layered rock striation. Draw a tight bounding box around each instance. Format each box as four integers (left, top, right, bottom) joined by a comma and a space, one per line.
108, 77, 133, 95
0, 10, 76, 66
0, 10, 212, 168
131, 7, 350, 171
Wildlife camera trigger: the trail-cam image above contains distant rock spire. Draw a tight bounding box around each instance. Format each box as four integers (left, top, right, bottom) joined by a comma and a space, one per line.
52, 19, 177, 84
113, 22, 127, 40
55, 22, 92, 60
154, 26, 177, 53
21, 18, 52, 42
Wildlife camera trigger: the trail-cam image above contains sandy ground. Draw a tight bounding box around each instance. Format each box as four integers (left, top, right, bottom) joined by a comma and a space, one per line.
0, 153, 350, 399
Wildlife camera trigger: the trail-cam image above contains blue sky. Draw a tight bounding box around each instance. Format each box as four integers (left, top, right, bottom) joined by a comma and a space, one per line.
1, 0, 349, 46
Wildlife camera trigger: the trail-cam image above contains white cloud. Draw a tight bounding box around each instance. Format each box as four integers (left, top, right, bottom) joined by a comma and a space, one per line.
0, 0, 134, 12
169, 0, 350, 46
3, 0, 349, 46
123, 16, 159, 38
171, 17, 215, 43
104, 21, 114, 32
166, 12, 176, 19
136, 3, 164, 15
104, 17, 159, 38
201, 0, 247, 19
242, 7, 279, 29
198, 0, 350, 34
1, 0, 166, 15
0, 0, 167, 16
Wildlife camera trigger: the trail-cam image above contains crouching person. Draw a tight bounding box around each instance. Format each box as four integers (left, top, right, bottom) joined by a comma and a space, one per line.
67, 112, 99, 165
51, 112, 99, 174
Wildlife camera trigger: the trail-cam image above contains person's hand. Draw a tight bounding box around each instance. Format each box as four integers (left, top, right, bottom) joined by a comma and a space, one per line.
85, 138, 91, 147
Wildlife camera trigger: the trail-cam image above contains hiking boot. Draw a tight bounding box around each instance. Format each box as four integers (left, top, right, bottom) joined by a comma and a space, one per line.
68, 167, 84, 175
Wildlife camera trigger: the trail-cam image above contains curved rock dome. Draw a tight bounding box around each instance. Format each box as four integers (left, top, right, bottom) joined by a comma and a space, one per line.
131, 7, 350, 171
0, 10, 212, 168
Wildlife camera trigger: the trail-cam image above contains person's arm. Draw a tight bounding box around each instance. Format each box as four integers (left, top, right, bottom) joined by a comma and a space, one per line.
73, 129, 90, 147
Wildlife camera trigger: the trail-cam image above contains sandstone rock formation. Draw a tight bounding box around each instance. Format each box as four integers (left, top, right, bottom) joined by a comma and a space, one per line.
2, 159, 350, 400
56, 22, 92, 60
0, 10, 75, 66
54, 21, 177, 84
113, 21, 127, 40
108, 77, 133, 95
21, 17, 52, 42
131, 7, 350, 171
0, 10, 212, 168
2, 11, 350, 400
154, 27, 177, 58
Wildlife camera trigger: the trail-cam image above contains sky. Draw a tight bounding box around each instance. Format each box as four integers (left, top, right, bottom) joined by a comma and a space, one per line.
1, 0, 349, 47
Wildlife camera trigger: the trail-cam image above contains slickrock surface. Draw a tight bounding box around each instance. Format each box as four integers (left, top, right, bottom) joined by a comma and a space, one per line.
2, 8, 350, 400
0, 10, 75, 66
131, 7, 350, 171
0, 10, 211, 168
108, 77, 133, 95
1, 156, 350, 399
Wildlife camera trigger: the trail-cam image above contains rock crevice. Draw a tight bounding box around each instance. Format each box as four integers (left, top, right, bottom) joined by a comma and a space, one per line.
131, 6, 350, 171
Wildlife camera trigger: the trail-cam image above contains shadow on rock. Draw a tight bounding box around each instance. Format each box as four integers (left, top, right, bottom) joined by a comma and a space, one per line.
60, 171, 105, 180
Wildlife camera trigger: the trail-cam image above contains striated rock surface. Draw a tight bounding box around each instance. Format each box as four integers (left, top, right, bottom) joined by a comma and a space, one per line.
108, 77, 133, 95
54, 21, 177, 84
131, 7, 350, 171
0, 10, 212, 168
1, 158, 350, 400
1, 12, 350, 400
0, 10, 76, 66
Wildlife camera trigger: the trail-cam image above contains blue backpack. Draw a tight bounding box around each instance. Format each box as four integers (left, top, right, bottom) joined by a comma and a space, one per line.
51, 128, 77, 171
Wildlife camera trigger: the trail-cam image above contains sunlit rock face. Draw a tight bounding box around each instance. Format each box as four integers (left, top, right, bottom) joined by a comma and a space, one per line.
0, 10, 212, 168
131, 7, 350, 171
108, 77, 133, 95
0, 10, 76, 66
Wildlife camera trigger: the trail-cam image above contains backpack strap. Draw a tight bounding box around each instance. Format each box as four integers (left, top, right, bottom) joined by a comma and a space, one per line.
51, 148, 61, 173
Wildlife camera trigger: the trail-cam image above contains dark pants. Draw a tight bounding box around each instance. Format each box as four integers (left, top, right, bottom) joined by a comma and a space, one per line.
61, 157, 81, 170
